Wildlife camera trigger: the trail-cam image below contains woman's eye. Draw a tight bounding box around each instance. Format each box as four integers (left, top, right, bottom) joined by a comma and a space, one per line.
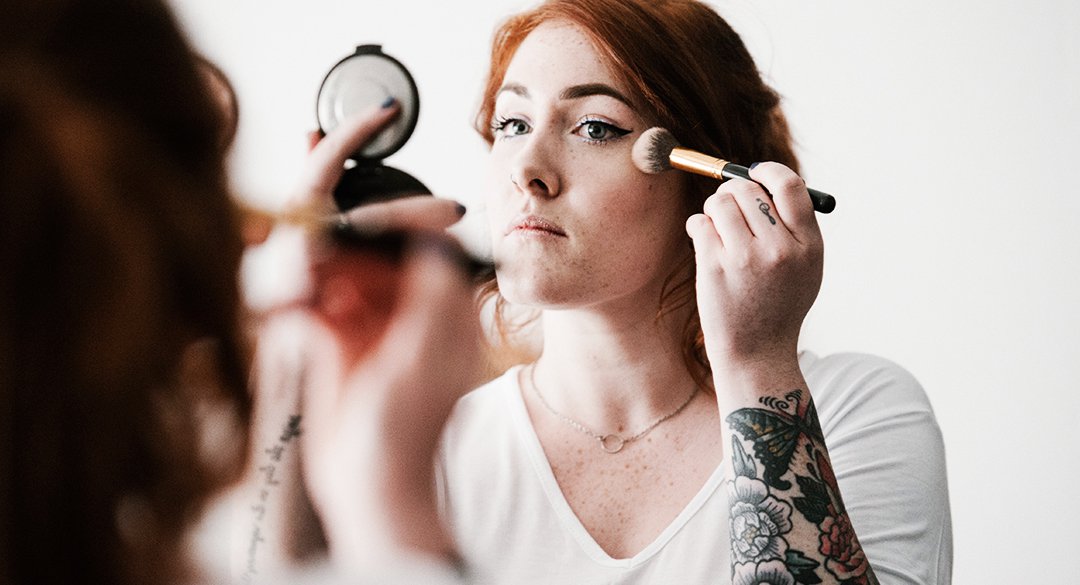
493, 117, 531, 137
510, 120, 530, 135
575, 120, 630, 143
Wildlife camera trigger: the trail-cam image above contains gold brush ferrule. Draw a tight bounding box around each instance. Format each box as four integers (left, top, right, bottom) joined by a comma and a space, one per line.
669, 147, 730, 180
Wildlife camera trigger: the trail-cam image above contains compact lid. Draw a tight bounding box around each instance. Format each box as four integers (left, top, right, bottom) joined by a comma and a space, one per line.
316, 44, 419, 161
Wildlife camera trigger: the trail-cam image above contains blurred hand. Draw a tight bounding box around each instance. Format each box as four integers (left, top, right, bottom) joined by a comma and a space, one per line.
298, 240, 483, 569
295, 100, 400, 209
239, 103, 478, 574
287, 103, 480, 567
244, 99, 468, 317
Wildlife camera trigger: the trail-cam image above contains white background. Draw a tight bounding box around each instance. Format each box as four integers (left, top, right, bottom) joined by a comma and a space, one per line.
171, 0, 1080, 582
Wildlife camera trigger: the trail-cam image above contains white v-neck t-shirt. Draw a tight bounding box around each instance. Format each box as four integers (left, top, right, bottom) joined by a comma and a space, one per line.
437, 352, 952, 585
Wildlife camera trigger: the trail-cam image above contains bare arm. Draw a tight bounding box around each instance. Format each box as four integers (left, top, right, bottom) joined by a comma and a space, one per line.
235, 100, 474, 580
235, 317, 327, 584
688, 162, 877, 585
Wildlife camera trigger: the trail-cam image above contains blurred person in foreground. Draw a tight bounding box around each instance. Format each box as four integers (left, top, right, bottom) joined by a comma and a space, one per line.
0, 0, 479, 583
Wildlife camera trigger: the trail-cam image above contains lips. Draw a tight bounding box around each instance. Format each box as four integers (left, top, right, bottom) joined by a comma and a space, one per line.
506, 214, 567, 237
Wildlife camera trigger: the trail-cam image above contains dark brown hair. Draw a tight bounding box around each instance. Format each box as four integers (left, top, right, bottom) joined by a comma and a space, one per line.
0, 1, 250, 583
475, 0, 799, 386
195, 54, 242, 151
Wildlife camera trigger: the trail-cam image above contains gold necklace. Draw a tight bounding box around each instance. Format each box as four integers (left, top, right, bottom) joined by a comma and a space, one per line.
527, 364, 699, 454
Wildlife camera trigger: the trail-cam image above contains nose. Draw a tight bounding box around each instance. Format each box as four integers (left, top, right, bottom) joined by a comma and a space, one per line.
509, 134, 560, 199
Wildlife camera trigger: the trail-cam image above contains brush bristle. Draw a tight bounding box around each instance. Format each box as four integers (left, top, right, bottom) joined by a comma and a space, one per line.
631, 127, 680, 174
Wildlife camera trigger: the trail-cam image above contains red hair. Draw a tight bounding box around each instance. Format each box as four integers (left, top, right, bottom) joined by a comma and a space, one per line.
476, 0, 800, 387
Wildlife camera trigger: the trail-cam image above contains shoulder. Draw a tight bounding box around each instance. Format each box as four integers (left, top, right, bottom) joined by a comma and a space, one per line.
445, 366, 520, 429
799, 350, 948, 492
800, 351, 924, 396
439, 366, 524, 461
437, 366, 534, 515
799, 351, 938, 438
800, 352, 953, 584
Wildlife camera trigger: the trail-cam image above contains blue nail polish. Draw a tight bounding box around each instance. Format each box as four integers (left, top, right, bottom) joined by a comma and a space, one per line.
380, 96, 397, 108
455, 203, 467, 216
749, 162, 760, 170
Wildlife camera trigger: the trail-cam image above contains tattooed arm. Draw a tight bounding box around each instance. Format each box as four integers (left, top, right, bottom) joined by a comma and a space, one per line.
234, 100, 475, 580
722, 379, 877, 585
234, 316, 328, 584
687, 162, 880, 584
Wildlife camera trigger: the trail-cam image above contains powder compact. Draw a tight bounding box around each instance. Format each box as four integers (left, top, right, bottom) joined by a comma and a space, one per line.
316, 44, 430, 210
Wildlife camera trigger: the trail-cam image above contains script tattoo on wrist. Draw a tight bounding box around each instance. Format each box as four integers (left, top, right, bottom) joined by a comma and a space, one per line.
240, 413, 303, 584
726, 390, 879, 585
756, 198, 777, 225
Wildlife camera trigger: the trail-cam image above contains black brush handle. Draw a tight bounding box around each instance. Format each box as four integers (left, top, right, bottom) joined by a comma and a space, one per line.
721, 163, 836, 214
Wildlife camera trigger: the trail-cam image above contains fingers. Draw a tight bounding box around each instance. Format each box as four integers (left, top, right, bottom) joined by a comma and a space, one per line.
341, 196, 467, 234
699, 190, 750, 250
714, 178, 789, 241
307, 237, 481, 422
685, 212, 724, 261
381, 241, 477, 359
306, 130, 322, 153
300, 101, 401, 199
305, 230, 479, 366
307, 250, 403, 365
374, 240, 483, 406
746, 162, 819, 240
695, 163, 819, 253
690, 162, 825, 286
697, 177, 785, 252
298, 240, 473, 409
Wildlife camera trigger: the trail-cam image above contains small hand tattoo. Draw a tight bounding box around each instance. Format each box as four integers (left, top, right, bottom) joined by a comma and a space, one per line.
757, 198, 777, 225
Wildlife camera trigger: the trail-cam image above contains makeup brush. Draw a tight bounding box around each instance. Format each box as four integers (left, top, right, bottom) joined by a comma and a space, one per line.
632, 127, 836, 214
233, 201, 494, 279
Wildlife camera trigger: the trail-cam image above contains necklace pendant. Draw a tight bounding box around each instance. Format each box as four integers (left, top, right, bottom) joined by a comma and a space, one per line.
599, 434, 626, 454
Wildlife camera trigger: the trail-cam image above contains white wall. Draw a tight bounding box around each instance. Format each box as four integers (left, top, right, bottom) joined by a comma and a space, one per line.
171, 0, 1080, 582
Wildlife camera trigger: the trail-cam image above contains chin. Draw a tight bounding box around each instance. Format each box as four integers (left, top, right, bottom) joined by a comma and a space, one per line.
495, 270, 578, 309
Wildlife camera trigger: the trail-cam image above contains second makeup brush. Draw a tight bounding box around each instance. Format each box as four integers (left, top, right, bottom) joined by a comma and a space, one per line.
631, 127, 836, 214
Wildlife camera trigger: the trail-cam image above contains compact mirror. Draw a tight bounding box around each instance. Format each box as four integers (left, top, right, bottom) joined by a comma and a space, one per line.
316, 44, 430, 210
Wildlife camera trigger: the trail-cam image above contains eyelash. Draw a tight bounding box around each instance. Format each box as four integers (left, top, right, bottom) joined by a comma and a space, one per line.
575, 117, 631, 144
490, 115, 631, 145
490, 115, 528, 139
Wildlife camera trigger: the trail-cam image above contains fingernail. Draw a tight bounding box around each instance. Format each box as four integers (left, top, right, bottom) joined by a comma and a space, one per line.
749, 162, 760, 170
380, 96, 397, 109
455, 203, 467, 217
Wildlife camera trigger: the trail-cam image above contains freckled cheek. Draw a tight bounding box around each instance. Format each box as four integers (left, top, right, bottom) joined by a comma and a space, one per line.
585, 182, 689, 265
585, 180, 666, 230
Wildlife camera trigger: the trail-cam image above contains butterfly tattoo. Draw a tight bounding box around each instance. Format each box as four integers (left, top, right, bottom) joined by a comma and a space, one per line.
726, 390, 825, 491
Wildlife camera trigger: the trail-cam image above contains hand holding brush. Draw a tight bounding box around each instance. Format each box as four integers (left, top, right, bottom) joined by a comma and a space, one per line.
632, 127, 836, 214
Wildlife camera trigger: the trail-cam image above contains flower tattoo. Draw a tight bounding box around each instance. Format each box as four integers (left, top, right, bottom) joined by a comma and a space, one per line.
727, 391, 879, 585
729, 476, 793, 564
733, 560, 796, 585
819, 510, 871, 582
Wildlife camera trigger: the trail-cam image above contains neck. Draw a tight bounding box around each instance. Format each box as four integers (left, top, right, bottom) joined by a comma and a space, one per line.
530, 296, 700, 434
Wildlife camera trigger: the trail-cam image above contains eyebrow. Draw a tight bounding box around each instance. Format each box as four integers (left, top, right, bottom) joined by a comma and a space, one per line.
560, 83, 632, 107
496, 82, 529, 98
495, 82, 633, 108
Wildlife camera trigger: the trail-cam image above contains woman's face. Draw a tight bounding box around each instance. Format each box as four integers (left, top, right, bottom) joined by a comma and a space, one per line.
486, 21, 689, 312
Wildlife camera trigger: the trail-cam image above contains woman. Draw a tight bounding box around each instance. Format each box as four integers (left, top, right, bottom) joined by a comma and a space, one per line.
437, 1, 952, 584
0, 0, 478, 583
